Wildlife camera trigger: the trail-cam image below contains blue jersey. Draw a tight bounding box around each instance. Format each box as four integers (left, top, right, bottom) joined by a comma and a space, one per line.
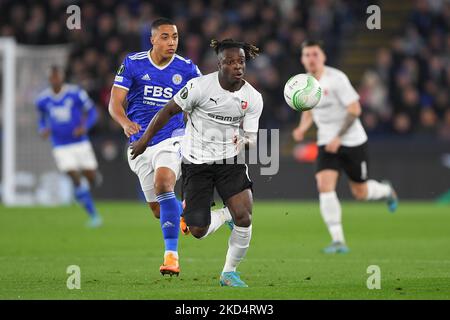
35, 84, 97, 147
113, 51, 201, 146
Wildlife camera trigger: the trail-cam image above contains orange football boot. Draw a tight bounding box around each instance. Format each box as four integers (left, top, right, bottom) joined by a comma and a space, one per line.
180, 216, 190, 235
180, 200, 190, 235
160, 252, 180, 277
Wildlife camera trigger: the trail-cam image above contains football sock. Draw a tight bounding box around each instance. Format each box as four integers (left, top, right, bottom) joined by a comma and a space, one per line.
74, 184, 98, 218
222, 224, 252, 273
366, 180, 391, 200
201, 207, 232, 239
156, 192, 181, 254
319, 191, 345, 243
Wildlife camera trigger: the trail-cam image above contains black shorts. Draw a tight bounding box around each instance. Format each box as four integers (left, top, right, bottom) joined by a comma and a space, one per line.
316, 142, 369, 183
181, 159, 253, 227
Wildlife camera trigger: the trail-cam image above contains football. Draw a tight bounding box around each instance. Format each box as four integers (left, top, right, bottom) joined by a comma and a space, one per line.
284, 73, 322, 111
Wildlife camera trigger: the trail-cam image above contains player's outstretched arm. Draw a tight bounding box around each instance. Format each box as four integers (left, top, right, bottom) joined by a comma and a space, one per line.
292, 111, 313, 142
108, 86, 141, 137
130, 99, 182, 159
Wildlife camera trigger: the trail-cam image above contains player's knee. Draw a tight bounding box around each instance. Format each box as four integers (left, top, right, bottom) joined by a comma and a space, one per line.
233, 211, 252, 227
317, 181, 334, 193
154, 180, 174, 195
189, 226, 208, 239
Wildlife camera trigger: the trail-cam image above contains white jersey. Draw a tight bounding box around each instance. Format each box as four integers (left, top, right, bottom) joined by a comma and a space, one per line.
173, 71, 263, 164
311, 66, 367, 147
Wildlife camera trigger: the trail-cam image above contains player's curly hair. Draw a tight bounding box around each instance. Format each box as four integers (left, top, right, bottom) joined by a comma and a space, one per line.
210, 39, 260, 60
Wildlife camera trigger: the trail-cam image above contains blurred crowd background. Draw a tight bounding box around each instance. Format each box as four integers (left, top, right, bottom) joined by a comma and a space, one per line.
1, 0, 449, 146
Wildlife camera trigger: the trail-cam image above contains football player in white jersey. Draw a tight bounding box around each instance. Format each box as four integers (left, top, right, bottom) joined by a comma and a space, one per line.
292, 40, 398, 254
131, 39, 263, 287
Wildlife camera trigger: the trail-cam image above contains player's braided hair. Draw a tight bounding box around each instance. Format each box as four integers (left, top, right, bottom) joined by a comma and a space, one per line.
210, 39, 260, 60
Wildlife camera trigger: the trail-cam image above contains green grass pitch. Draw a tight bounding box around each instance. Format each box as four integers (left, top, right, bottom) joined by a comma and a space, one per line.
0, 201, 449, 299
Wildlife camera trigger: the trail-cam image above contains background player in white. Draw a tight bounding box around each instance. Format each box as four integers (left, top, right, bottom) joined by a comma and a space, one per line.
108, 19, 231, 276
292, 40, 398, 253
36, 66, 102, 228
131, 39, 263, 287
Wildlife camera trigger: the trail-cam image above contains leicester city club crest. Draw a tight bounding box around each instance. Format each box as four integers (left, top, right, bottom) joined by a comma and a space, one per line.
172, 74, 182, 85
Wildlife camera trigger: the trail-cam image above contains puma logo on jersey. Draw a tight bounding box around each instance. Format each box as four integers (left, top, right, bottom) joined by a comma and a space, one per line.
141, 74, 151, 81
209, 97, 219, 105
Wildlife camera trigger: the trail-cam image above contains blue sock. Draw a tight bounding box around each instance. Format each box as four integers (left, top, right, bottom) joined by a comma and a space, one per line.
74, 184, 97, 218
156, 192, 181, 253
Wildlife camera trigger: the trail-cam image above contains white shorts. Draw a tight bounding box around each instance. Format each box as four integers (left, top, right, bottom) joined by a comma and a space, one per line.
52, 140, 98, 172
128, 136, 182, 203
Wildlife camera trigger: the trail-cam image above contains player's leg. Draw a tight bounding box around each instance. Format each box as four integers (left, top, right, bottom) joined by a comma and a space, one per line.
127, 146, 161, 218
216, 163, 253, 287
154, 166, 182, 275
181, 162, 215, 239
342, 143, 398, 212
199, 206, 234, 239
81, 169, 102, 188
76, 141, 102, 227
152, 139, 187, 276
315, 145, 348, 253
349, 180, 397, 212
53, 144, 100, 227
316, 169, 348, 253
148, 202, 160, 218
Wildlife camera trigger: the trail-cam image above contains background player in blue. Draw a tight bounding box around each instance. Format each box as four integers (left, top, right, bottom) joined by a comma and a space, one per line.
36, 66, 102, 228
109, 18, 232, 276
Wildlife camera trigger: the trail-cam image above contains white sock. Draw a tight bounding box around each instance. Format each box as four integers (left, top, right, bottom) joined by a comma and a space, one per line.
164, 250, 178, 258
222, 224, 252, 273
201, 207, 232, 239
319, 191, 345, 243
366, 180, 391, 200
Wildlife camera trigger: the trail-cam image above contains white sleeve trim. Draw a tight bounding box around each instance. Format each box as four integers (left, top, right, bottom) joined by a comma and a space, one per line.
113, 84, 129, 91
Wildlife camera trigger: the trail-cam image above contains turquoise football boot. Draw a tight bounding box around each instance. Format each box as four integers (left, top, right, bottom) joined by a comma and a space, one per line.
219, 272, 248, 287
86, 215, 103, 228
383, 180, 398, 213
225, 219, 234, 231
322, 241, 350, 254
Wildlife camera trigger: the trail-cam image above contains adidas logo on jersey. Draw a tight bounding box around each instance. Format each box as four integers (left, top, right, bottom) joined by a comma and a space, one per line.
141, 74, 151, 81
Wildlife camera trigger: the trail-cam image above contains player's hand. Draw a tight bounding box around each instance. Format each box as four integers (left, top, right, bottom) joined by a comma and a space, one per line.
39, 128, 51, 139
292, 127, 305, 142
325, 136, 341, 153
130, 138, 147, 160
123, 121, 142, 138
233, 135, 245, 154
73, 126, 87, 137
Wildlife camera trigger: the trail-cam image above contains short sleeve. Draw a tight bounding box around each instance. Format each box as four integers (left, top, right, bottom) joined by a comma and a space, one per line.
77, 88, 95, 111
243, 93, 263, 133
113, 57, 133, 91
173, 78, 202, 113
190, 63, 202, 80
335, 72, 359, 107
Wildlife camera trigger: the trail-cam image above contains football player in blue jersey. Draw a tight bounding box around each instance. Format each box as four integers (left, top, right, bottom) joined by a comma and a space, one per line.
36, 65, 102, 228
109, 18, 232, 276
